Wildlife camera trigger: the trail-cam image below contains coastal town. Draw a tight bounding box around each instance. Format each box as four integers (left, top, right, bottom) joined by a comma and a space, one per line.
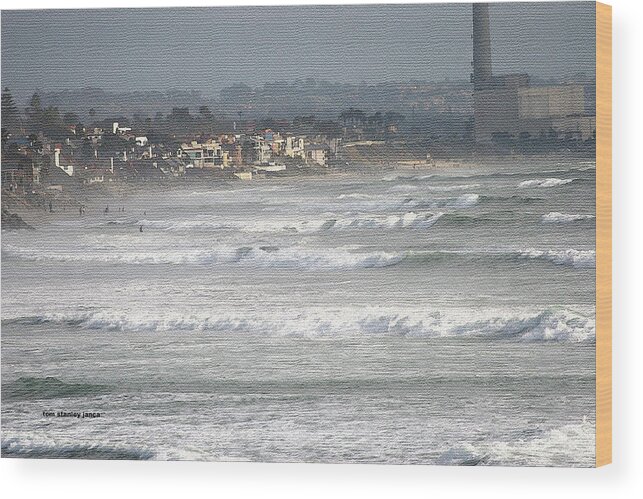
2, 85, 446, 210
1, 4, 596, 223
1, 74, 595, 217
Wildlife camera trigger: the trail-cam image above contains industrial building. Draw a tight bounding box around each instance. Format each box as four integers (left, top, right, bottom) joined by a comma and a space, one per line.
472, 4, 595, 143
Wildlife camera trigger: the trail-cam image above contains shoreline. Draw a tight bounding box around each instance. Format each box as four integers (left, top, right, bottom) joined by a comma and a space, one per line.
1, 151, 595, 231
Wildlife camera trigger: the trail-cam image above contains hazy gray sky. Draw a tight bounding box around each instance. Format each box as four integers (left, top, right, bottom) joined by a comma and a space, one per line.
1, 3, 595, 97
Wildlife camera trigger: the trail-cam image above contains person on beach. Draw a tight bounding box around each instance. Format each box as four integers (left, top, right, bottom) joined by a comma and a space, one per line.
139, 225, 143, 232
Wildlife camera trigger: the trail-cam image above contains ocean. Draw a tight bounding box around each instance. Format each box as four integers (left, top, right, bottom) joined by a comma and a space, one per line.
1, 158, 596, 466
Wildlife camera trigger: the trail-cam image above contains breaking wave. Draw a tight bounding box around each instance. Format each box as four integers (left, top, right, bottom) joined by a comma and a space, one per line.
2, 244, 405, 270
518, 178, 577, 188
542, 212, 595, 223
138, 211, 445, 233
3, 243, 595, 270
403, 247, 595, 269
327, 212, 444, 231
4, 307, 595, 342
334, 193, 480, 212
337, 193, 374, 200
382, 166, 593, 183
437, 418, 595, 467
520, 248, 595, 268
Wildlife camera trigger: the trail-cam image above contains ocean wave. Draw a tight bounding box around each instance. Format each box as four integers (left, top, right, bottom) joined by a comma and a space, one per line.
541, 212, 595, 223
2, 244, 405, 270
443, 193, 480, 208
437, 213, 495, 227
1, 437, 154, 460
3, 243, 595, 270
102, 211, 447, 234
337, 193, 374, 199
520, 248, 595, 268
334, 193, 480, 212
382, 166, 593, 183
4, 307, 595, 342
518, 178, 576, 188
402, 247, 595, 269
410, 193, 480, 210
329, 212, 444, 231
389, 183, 480, 193
478, 194, 543, 205
437, 418, 595, 467
425, 184, 481, 192
3, 376, 108, 400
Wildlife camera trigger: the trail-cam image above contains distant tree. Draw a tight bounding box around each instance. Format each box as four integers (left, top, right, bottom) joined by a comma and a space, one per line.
1, 87, 20, 130
198, 106, 214, 122
316, 120, 342, 138
89, 108, 97, 119
25, 105, 72, 140
339, 108, 366, 126
27, 133, 42, 152
41, 106, 63, 137
63, 112, 81, 126
293, 115, 316, 127
25, 93, 43, 131
384, 111, 405, 126
168, 107, 193, 133
133, 113, 149, 126
1, 127, 10, 150
81, 138, 95, 159
257, 118, 277, 130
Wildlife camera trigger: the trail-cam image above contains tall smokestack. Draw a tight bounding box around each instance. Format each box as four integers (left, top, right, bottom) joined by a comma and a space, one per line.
472, 3, 493, 89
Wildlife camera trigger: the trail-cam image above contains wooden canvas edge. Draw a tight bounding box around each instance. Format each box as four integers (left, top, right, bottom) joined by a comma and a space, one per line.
596, 1, 612, 468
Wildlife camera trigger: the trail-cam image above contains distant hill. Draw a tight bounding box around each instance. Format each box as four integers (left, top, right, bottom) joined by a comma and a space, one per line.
33, 88, 215, 122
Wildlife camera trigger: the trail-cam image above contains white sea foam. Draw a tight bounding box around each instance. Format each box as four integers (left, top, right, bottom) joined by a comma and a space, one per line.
520, 248, 595, 268
447, 193, 480, 208
437, 418, 595, 466
333, 193, 480, 212
337, 193, 374, 200
2, 244, 405, 270
133, 211, 445, 234
330, 211, 444, 230
425, 183, 481, 192
518, 178, 576, 188
541, 212, 595, 223
3, 242, 595, 270
7, 307, 595, 342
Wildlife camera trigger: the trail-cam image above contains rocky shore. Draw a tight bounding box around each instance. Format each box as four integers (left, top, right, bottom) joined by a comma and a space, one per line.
1, 208, 34, 231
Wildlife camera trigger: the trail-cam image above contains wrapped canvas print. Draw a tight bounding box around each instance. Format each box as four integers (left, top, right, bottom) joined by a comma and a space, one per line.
0, 2, 611, 466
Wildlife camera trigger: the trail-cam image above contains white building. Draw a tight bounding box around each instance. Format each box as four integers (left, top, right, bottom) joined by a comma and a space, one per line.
305, 144, 329, 166
285, 136, 306, 159
53, 148, 74, 176
179, 140, 224, 168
